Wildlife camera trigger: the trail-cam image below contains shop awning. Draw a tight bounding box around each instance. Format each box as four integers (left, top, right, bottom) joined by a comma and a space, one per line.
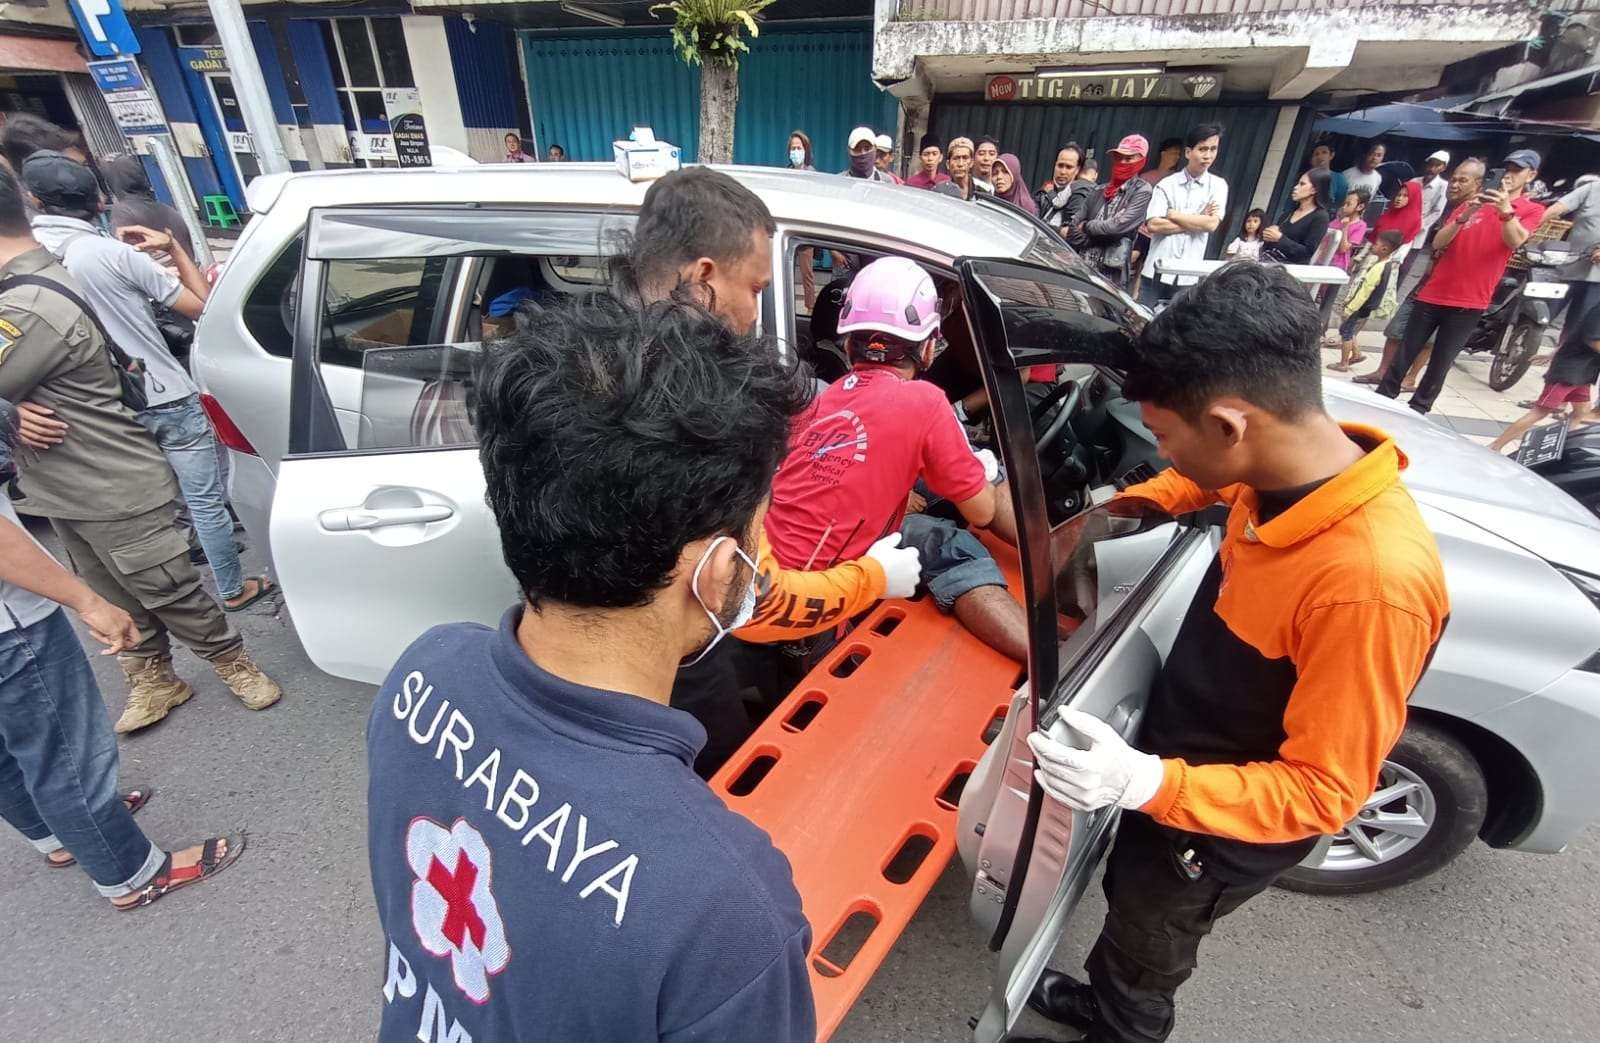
1462, 62, 1600, 116
0, 34, 88, 75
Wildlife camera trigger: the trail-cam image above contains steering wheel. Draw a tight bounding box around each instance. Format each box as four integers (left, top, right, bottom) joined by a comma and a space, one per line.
1031, 378, 1082, 452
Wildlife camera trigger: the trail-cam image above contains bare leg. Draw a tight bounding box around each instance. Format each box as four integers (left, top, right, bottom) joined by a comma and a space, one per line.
952, 585, 1030, 664
1488, 406, 1556, 452
1354, 337, 1401, 384
1404, 346, 1432, 391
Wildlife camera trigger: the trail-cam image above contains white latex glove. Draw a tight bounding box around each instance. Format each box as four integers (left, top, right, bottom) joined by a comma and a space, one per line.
865, 532, 921, 600
972, 447, 1000, 484
1026, 708, 1165, 813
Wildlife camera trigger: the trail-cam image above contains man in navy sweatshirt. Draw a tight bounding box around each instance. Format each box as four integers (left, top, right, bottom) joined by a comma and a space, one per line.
366, 291, 817, 1041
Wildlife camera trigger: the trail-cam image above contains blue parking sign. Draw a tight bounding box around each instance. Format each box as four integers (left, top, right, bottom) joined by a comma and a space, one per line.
67, 0, 141, 58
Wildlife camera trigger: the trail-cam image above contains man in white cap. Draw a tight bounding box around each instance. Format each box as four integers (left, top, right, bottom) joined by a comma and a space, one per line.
1418, 149, 1451, 241
844, 126, 894, 183
873, 132, 903, 184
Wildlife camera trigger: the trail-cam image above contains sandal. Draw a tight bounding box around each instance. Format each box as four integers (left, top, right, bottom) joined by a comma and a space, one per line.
111, 833, 246, 911
46, 788, 153, 868
223, 576, 277, 613
1352, 372, 1382, 385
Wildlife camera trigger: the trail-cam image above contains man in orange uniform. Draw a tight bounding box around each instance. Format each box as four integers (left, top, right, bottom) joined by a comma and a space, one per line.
1024, 264, 1449, 1043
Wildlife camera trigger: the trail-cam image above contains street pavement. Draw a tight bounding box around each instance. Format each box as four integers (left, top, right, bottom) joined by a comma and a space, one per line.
1, 329, 1592, 1043
1, 522, 1595, 1043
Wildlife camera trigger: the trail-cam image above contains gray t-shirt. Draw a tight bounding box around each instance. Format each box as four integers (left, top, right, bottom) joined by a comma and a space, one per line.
29, 215, 193, 407
1558, 181, 1600, 283
0, 495, 60, 634
1342, 167, 1382, 201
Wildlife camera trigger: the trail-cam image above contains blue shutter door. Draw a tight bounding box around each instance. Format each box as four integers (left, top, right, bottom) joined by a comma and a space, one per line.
520, 31, 700, 162
735, 29, 895, 174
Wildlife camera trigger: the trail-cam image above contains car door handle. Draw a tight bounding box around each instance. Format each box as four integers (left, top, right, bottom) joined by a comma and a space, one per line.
318, 505, 455, 531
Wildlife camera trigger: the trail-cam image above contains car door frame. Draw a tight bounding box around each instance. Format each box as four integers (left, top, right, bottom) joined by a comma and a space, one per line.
955, 252, 1217, 1039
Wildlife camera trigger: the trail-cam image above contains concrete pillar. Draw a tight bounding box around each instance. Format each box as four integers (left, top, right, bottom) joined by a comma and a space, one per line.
1269, 34, 1357, 101
1250, 106, 1305, 214
401, 16, 470, 157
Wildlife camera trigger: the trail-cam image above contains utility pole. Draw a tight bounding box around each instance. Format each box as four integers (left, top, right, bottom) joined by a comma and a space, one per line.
205, 0, 291, 176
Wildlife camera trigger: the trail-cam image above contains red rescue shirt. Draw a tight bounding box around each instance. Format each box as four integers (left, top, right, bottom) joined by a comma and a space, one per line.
1418, 196, 1546, 311
766, 364, 986, 570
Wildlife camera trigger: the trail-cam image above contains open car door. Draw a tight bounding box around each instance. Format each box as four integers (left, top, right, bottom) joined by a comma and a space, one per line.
953, 255, 1216, 1041
267, 205, 629, 681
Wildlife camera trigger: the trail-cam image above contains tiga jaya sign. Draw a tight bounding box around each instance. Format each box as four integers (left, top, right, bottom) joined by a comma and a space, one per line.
986, 72, 1221, 104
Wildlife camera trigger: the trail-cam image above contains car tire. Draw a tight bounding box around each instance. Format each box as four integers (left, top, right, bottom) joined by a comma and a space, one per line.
1276, 721, 1487, 896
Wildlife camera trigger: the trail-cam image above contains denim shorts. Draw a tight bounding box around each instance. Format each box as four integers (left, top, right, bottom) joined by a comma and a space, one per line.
898, 514, 1008, 610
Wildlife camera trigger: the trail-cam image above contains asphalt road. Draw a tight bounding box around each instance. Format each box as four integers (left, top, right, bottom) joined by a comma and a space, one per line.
2, 534, 1596, 1043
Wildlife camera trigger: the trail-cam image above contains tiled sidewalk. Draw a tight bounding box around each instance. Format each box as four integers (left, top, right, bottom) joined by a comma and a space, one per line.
1320, 327, 1555, 445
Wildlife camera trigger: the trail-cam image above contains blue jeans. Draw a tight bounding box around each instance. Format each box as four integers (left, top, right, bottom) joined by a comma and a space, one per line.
0, 609, 161, 897
899, 514, 1008, 610
138, 394, 242, 598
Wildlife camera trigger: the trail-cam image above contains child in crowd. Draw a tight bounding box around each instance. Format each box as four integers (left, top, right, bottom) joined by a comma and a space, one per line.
1224, 208, 1266, 260
1322, 188, 1371, 270
1328, 229, 1403, 371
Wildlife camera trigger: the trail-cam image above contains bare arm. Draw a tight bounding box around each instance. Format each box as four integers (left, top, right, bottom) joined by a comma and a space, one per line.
119, 224, 209, 318
0, 517, 140, 653
1431, 206, 1470, 252
955, 481, 1020, 546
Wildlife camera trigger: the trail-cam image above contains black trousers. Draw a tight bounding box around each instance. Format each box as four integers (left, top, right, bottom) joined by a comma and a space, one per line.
1084, 814, 1277, 1043
1375, 299, 1482, 414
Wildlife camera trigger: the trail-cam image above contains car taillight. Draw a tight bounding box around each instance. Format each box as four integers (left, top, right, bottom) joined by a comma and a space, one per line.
200, 393, 257, 456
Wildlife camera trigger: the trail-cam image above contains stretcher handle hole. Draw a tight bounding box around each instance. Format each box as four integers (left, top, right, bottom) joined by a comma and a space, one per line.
812, 908, 880, 978
936, 762, 976, 811
782, 692, 827, 733
871, 609, 906, 637
980, 706, 1008, 745
882, 829, 938, 885
726, 748, 781, 797
829, 644, 872, 679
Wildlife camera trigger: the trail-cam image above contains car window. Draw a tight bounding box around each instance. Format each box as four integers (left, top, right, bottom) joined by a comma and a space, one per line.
1044, 499, 1180, 711
241, 236, 300, 358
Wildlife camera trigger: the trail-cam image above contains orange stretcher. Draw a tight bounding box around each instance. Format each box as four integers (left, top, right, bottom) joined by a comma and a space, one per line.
711, 533, 1027, 1041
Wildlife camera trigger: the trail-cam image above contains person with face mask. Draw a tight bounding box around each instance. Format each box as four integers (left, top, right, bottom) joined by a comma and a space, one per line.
1068, 134, 1155, 288
785, 130, 814, 172
365, 292, 819, 1043
842, 126, 895, 183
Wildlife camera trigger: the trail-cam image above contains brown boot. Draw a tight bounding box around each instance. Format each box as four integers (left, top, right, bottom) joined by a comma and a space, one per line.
210, 648, 282, 711
115, 655, 194, 734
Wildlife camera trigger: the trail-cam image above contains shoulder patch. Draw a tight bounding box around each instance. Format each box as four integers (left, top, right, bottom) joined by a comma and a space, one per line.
0, 317, 17, 362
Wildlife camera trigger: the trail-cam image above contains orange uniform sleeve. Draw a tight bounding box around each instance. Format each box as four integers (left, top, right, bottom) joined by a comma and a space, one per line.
1118, 469, 1223, 516
736, 532, 887, 643
1140, 599, 1437, 843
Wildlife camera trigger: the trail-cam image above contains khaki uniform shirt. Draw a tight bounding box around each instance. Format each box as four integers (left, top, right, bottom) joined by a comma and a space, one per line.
0, 247, 177, 520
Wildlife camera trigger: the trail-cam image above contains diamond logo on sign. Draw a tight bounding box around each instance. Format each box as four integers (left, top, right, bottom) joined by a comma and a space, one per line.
1183, 74, 1220, 101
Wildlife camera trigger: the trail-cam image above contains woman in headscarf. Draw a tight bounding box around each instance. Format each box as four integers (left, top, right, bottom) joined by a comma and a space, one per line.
989, 153, 1038, 216
1371, 178, 1424, 264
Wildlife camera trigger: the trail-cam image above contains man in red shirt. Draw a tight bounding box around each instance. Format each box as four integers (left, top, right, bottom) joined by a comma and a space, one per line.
1377, 152, 1546, 413
764, 256, 1030, 661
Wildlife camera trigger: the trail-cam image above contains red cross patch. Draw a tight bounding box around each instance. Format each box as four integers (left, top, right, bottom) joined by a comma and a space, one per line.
406, 817, 511, 1003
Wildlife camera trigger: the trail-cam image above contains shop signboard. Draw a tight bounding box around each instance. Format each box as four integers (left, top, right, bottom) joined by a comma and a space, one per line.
985, 71, 1221, 104
177, 46, 229, 74
384, 87, 432, 168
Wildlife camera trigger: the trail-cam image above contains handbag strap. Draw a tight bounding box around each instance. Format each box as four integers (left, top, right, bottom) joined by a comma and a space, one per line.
0, 273, 140, 375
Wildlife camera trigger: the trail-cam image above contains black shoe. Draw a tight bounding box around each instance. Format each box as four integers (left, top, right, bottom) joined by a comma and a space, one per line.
188, 545, 207, 565
1027, 970, 1099, 1030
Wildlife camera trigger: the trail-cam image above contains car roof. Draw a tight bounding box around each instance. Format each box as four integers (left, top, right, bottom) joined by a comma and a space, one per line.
252, 163, 1036, 263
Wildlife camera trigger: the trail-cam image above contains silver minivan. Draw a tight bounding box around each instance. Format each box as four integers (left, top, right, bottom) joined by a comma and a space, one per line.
194, 164, 1600, 1039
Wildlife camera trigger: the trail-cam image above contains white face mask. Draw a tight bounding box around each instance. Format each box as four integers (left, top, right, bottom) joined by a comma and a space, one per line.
683, 536, 759, 666
789, 147, 806, 167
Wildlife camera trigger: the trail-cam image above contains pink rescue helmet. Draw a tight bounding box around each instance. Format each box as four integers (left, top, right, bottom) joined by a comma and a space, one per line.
837, 256, 941, 343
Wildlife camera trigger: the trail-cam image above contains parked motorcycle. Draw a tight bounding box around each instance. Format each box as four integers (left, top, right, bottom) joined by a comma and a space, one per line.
1460, 243, 1571, 392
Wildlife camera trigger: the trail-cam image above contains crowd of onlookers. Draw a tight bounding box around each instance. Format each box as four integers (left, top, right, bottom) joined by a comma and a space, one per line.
792, 120, 1598, 446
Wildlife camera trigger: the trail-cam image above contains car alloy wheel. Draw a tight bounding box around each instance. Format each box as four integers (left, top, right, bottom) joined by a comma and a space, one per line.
1311, 760, 1436, 872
